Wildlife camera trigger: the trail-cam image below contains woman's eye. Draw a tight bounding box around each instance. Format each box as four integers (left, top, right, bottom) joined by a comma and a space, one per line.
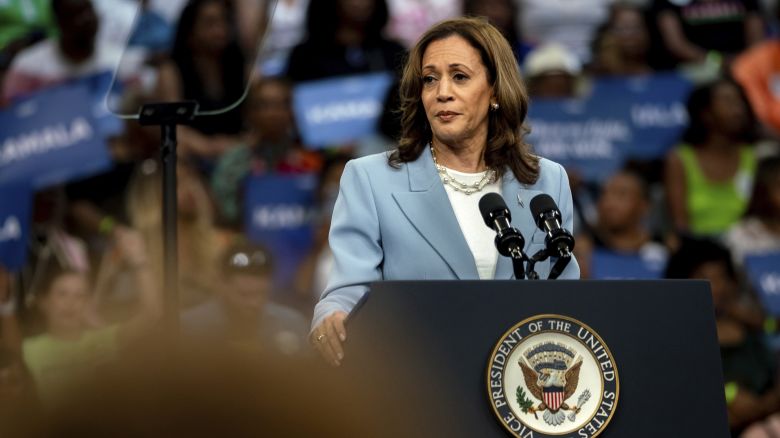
453, 73, 468, 81
422, 75, 436, 84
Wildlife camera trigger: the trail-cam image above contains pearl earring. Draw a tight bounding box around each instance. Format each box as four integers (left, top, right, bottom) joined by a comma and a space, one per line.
491, 102, 499, 111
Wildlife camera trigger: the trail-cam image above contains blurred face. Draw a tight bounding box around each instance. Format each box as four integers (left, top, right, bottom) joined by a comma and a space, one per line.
597, 172, 647, 231
692, 261, 737, 310
56, 0, 98, 47
610, 8, 649, 58
191, 1, 230, 54
529, 73, 575, 99
248, 82, 293, 140
706, 83, 749, 137
469, 0, 514, 35
222, 273, 270, 320
338, 0, 375, 25
421, 36, 494, 151
40, 273, 89, 334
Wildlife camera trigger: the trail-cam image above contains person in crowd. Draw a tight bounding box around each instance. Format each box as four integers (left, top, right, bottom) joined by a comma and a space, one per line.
588, 3, 655, 76
574, 168, 668, 279
725, 156, 780, 266
515, 0, 614, 64
285, 0, 406, 82
311, 17, 580, 366
2, 0, 146, 101
126, 159, 224, 309
294, 153, 352, 310
731, 5, 780, 136
211, 77, 322, 228
665, 237, 780, 435
523, 43, 582, 99
664, 78, 759, 237
651, 0, 765, 66
255, 0, 310, 75
20, 230, 160, 408
181, 241, 309, 356
155, 0, 247, 162
463, 0, 531, 63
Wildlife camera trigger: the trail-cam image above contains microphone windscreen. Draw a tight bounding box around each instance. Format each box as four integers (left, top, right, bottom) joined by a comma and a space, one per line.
529, 194, 559, 228
478, 192, 509, 227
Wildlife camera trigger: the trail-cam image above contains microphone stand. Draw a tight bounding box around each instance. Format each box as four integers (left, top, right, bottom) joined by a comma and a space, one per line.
509, 248, 528, 280
138, 101, 198, 337
524, 248, 572, 280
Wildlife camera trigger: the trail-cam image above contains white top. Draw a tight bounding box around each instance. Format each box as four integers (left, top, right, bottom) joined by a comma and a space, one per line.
439, 167, 501, 280
724, 217, 780, 266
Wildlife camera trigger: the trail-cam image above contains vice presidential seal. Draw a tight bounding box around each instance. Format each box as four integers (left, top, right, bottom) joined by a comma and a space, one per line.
486, 315, 619, 438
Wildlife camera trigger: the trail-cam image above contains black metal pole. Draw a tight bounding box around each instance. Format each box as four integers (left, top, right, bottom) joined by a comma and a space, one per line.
161, 123, 178, 335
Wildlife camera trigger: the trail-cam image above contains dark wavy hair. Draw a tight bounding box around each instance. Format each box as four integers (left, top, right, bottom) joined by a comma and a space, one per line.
681, 77, 757, 145
745, 155, 780, 220
170, 0, 246, 111
389, 17, 539, 184
303, 0, 390, 45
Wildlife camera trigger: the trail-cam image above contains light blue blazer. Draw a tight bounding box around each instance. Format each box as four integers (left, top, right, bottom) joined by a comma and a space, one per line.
312, 150, 580, 328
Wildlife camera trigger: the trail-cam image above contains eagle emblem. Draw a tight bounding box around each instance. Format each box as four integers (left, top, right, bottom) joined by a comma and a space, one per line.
517, 342, 591, 426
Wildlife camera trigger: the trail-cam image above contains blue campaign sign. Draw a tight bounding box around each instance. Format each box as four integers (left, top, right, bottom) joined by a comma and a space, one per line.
590, 248, 666, 280
591, 73, 691, 160
0, 81, 112, 189
244, 173, 318, 290
292, 72, 394, 148
527, 99, 628, 183
527, 73, 692, 182
743, 252, 780, 317
0, 181, 32, 271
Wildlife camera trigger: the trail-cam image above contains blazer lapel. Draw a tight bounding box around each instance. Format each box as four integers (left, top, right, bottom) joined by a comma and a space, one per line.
392, 151, 479, 279
494, 174, 545, 279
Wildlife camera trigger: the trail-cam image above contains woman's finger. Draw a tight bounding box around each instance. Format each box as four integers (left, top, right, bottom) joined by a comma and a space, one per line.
325, 319, 345, 365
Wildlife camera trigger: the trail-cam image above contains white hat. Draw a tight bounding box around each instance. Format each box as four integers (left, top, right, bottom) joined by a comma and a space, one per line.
523, 43, 581, 78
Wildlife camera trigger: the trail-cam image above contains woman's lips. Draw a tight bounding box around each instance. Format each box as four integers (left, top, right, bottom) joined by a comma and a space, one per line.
436, 111, 460, 121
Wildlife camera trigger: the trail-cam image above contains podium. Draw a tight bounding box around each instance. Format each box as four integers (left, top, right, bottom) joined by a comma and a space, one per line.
341, 280, 729, 437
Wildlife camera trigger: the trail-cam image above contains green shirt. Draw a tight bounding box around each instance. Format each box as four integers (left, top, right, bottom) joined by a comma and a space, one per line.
677, 144, 756, 236
0, 0, 56, 50
22, 326, 119, 406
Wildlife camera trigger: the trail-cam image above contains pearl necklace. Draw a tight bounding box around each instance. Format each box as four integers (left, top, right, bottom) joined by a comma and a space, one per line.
430, 146, 496, 195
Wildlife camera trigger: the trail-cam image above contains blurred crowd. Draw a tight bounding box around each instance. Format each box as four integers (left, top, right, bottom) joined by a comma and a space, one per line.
1, 0, 780, 436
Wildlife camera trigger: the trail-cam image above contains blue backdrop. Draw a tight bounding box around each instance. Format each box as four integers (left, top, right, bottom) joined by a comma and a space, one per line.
244, 173, 318, 291
0, 181, 32, 271
0, 78, 112, 188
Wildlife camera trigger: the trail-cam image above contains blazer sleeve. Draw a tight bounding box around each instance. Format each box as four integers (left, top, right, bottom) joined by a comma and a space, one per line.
553, 163, 581, 279
311, 160, 384, 330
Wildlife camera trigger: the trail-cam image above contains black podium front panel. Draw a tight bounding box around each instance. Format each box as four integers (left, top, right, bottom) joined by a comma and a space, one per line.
343, 280, 728, 438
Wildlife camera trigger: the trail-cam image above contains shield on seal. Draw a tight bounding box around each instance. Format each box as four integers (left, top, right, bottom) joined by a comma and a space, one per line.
543, 386, 565, 411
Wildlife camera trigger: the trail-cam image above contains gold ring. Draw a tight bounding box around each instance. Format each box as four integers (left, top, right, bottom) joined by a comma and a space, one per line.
316, 333, 326, 342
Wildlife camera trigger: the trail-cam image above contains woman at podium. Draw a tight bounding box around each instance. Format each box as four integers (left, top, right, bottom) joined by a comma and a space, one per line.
311, 17, 580, 365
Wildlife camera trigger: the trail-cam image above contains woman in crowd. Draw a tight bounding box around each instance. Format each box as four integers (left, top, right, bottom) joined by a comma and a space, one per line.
310, 17, 579, 366
211, 77, 322, 228
665, 238, 779, 435
588, 3, 655, 76
664, 78, 759, 237
21, 230, 160, 408
156, 0, 248, 162
285, 0, 405, 82
574, 168, 668, 279
725, 156, 780, 266
126, 159, 223, 309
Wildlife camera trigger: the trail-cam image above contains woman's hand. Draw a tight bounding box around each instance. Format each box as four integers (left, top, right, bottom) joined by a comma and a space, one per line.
311, 311, 348, 366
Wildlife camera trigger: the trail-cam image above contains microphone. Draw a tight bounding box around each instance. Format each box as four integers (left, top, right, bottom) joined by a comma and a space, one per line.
479, 193, 525, 259
529, 194, 575, 258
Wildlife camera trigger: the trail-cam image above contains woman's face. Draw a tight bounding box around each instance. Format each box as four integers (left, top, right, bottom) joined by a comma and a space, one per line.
421, 36, 493, 151
610, 8, 649, 58
191, 1, 230, 54
692, 261, 737, 310
597, 172, 647, 232
706, 83, 749, 137
40, 273, 89, 334
248, 81, 293, 140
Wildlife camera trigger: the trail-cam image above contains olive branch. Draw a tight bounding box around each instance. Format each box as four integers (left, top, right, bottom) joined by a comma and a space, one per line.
516, 386, 535, 413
